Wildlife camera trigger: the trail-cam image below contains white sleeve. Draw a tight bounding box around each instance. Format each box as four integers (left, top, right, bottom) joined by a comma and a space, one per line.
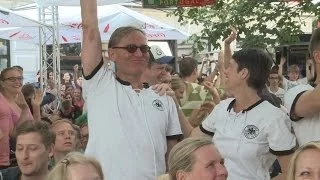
82, 60, 113, 97
266, 112, 296, 152
282, 77, 289, 91
298, 77, 308, 85
284, 84, 313, 120
166, 97, 183, 137
200, 103, 221, 135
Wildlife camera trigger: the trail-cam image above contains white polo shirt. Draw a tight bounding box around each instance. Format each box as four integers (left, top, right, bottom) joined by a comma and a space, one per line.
267, 87, 285, 104
201, 98, 296, 180
282, 77, 308, 91
83, 61, 182, 180
284, 84, 320, 146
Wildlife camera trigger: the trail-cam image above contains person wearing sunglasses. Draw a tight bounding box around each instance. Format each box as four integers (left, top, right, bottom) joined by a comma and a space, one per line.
0, 67, 34, 170
80, 0, 183, 180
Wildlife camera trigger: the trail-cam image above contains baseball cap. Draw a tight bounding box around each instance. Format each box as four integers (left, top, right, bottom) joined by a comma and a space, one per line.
149, 45, 174, 64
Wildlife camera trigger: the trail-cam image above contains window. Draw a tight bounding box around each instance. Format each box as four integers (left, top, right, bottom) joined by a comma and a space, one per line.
0, 39, 10, 71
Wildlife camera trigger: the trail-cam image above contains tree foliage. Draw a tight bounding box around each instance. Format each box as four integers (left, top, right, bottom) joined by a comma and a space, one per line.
169, 0, 320, 54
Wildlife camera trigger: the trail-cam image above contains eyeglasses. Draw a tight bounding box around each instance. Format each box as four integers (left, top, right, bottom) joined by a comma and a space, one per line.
112, 44, 150, 53
3, 76, 24, 82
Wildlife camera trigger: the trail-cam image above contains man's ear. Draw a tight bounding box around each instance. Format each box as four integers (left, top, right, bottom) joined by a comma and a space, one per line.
313, 51, 320, 64
108, 49, 116, 62
176, 170, 188, 180
48, 144, 54, 158
193, 68, 198, 75
240, 68, 249, 80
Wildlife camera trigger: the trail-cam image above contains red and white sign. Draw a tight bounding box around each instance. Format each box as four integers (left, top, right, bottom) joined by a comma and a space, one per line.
178, 0, 216, 7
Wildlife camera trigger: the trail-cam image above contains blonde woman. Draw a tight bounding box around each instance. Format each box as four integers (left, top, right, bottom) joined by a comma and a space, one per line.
47, 152, 104, 180
171, 75, 185, 102
287, 141, 320, 180
167, 137, 227, 180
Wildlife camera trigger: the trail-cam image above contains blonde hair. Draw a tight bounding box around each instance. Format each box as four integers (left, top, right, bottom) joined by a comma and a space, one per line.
168, 137, 213, 180
171, 75, 184, 91
288, 65, 300, 73
51, 119, 74, 129
287, 141, 320, 180
47, 152, 104, 180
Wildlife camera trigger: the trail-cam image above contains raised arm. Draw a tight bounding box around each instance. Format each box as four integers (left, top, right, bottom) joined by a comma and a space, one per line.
80, 0, 102, 76
292, 84, 320, 118
198, 58, 205, 79
31, 89, 44, 121
278, 57, 286, 78
73, 64, 80, 87
224, 27, 237, 68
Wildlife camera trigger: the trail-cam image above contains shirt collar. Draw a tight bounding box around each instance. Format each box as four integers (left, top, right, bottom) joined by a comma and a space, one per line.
115, 76, 149, 88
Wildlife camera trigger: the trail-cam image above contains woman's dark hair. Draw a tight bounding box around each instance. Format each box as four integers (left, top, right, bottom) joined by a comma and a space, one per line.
22, 84, 36, 115
232, 48, 272, 91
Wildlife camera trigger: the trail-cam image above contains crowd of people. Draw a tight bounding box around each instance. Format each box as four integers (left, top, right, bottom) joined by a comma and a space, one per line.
0, 0, 319, 179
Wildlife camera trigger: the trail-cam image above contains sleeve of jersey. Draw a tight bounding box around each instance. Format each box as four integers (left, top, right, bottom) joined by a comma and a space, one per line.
82, 60, 112, 97
298, 77, 308, 84
282, 77, 288, 91
267, 112, 296, 156
166, 97, 183, 140
284, 85, 313, 121
200, 104, 219, 136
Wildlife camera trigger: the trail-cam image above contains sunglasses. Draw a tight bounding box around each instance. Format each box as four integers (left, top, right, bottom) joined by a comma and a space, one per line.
112, 44, 150, 53
3, 76, 24, 82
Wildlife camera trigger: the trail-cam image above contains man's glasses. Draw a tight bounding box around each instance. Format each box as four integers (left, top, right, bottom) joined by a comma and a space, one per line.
3, 76, 24, 82
112, 44, 150, 53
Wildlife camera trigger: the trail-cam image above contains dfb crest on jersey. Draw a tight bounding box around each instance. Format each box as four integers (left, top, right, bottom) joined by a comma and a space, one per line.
243, 125, 259, 139
152, 99, 164, 111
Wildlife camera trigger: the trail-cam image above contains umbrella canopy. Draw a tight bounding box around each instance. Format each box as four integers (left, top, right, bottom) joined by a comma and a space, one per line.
33, 0, 133, 7
0, 4, 189, 44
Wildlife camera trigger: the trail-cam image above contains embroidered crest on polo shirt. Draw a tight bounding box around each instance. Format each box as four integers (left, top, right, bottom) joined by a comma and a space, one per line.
152, 99, 164, 111
243, 125, 259, 139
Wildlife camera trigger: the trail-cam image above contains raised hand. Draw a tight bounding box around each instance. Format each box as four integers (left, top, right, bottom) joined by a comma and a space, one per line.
152, 83, 175, 96
73, 64, 79, 71
31, 88, 44, 107
280, 57, 286, 66
224, 26, 237, 44
216, 51, 224, 71
203, 81, 218, 94
16, 92, 29, 110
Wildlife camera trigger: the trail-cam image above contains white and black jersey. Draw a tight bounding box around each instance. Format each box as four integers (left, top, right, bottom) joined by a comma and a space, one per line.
83, 61, 182, 180
284, 84, 320, 146
201, 98, 296, 180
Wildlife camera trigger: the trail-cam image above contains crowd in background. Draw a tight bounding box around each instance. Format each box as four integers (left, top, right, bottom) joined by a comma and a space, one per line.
0, 0, 319, 179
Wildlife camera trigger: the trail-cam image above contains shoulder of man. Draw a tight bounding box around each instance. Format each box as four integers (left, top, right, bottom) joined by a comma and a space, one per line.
284, 84, 314, 117
0, 167, 21, 180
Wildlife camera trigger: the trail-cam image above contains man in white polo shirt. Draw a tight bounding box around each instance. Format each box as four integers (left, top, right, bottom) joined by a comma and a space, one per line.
284, 28, 320, 146
80, 0, 182, 179
191, 48, 296, 180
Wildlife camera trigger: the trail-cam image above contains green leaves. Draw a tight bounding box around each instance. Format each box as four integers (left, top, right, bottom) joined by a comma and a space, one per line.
169, 0, 318, 54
